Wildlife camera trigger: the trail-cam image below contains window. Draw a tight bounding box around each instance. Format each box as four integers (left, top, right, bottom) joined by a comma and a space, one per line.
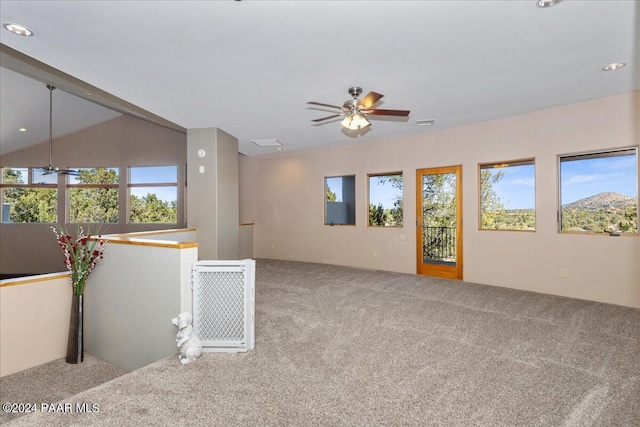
325, 175, 355, 225
1, 167, 57, 223
559, 148, 638, 234
68, 168, 119, 223
368, 173, 403, 227
479, 159, 535, 231
129, 166, 178, 223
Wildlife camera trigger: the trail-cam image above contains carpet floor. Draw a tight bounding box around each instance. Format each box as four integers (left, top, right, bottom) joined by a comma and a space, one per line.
2, 259, 639, 426
0, 355, 126, 424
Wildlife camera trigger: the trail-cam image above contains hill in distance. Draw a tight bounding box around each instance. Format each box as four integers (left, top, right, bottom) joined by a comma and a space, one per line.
563, 192, 637, 210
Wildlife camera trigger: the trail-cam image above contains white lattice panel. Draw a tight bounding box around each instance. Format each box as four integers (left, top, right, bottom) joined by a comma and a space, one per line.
191, 260, 255, 352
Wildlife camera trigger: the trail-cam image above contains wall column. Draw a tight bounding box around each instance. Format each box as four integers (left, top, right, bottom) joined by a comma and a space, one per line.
187, 128, 239, 260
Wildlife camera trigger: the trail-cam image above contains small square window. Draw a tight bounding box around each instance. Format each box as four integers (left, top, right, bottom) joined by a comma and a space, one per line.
325, 175, 355, 225
559, 148, 637, 234
68, 168, 119, 223
129, 166, 178, 224
479, 159, 535, 231
368, 173, 403, 227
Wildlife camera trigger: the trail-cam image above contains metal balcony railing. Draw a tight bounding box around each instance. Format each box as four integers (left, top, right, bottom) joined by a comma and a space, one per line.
423, 226, 456, 263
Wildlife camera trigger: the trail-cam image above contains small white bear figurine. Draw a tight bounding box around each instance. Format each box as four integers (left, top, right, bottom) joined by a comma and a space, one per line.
171, 312, 203, 365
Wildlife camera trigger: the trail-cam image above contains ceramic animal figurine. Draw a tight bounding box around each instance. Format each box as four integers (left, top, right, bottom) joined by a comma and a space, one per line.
171, 312, 202, 365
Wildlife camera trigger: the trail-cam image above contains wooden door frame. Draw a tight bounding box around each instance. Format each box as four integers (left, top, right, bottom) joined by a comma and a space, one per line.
416, 165, 463, 280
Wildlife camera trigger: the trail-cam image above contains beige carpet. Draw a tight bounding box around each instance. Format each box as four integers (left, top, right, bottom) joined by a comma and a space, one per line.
3, 259, 639, 426
0, 355, 126, 424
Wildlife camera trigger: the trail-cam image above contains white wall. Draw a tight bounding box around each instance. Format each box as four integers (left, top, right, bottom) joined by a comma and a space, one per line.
240, 91, 640, 308
85, 233, 197, 372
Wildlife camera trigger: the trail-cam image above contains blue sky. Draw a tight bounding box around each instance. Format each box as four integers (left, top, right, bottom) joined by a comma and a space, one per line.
330, 152, 637, 211
369, 175, 402, 208
489, 164, 536, 210
66, 165, 178, 202
130, 166, 177, 202
560, 154, 637, 204
327, 175, 403, 208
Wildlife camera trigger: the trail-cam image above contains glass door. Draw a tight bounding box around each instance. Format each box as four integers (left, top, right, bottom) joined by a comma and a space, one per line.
416, 165, 463, 279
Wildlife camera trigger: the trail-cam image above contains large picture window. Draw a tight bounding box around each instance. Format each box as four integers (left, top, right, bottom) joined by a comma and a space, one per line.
479, 159, 535, 231
325, 175, 355, 226
129, 166, 178, 223
1, 167, 57, 223
68, 168, 119, 223
559, 148, 638, 234
368, 172, 403, 227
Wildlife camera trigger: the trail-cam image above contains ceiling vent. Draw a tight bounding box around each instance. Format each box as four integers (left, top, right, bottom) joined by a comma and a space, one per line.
415, 120, 436, 127
251, 139, 282, 147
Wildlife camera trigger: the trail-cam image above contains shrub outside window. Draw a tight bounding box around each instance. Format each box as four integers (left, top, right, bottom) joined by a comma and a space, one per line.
129, 166, 178, 223
368, 173, 403, 227
479, 159, 535, 231
68, 168, 119, 223
1, 167, 57, 223
559, 147, 638, 234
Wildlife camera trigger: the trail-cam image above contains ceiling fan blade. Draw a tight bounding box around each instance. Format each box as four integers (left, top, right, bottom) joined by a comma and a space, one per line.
307, 101, 343, 110
359, 91, 383, 109
366, 108, 410, 117
37, 165, 79, 176
312, 114, 343, 122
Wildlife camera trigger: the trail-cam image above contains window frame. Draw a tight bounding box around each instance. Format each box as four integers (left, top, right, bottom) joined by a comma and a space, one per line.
478, 158, 536, 232
127, 165, 179, 224
0, 167, 58, 224
558, 146, 638, 235
66, 167, 120, 224
367, 171, 404, 228
324, 175, 356, 226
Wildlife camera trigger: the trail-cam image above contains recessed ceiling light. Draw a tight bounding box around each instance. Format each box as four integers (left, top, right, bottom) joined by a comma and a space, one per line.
251, 139, 282, 147
536, 0, 563, 8
602, 62, 626, 72
18, 128, 27, 132
2, 22, 34, 36
416, 120, 436, 127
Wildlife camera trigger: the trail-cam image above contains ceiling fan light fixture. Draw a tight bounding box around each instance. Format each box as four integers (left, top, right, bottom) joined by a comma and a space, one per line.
3, 22, 34, 36
341, 114, 370, 131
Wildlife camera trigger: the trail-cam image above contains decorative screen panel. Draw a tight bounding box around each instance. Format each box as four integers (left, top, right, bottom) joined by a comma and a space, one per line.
191, 260, 255, 352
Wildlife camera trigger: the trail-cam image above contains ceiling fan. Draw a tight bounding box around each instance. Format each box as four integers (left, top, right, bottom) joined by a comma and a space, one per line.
307, 86, 410, 131
37, 85, 79, 176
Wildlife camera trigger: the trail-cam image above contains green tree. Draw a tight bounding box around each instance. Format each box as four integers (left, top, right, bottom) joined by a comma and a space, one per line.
326, 186, 337, 202
2, 168, 57, 223
130, 193, 177, 223
371, 175, 404, 227
69, 168, 119, 223
369, 203, 385, 226
480, 169, 506, 229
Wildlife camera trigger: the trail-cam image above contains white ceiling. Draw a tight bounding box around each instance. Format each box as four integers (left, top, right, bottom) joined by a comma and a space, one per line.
0, 0, 638, 157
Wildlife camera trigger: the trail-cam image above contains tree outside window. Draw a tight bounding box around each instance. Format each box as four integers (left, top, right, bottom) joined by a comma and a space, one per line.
1, 167, 57, 223
129, 166, 178, 223
68, 168, 119, 223
479, 159, 535, 231
368, 173, 403, 227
